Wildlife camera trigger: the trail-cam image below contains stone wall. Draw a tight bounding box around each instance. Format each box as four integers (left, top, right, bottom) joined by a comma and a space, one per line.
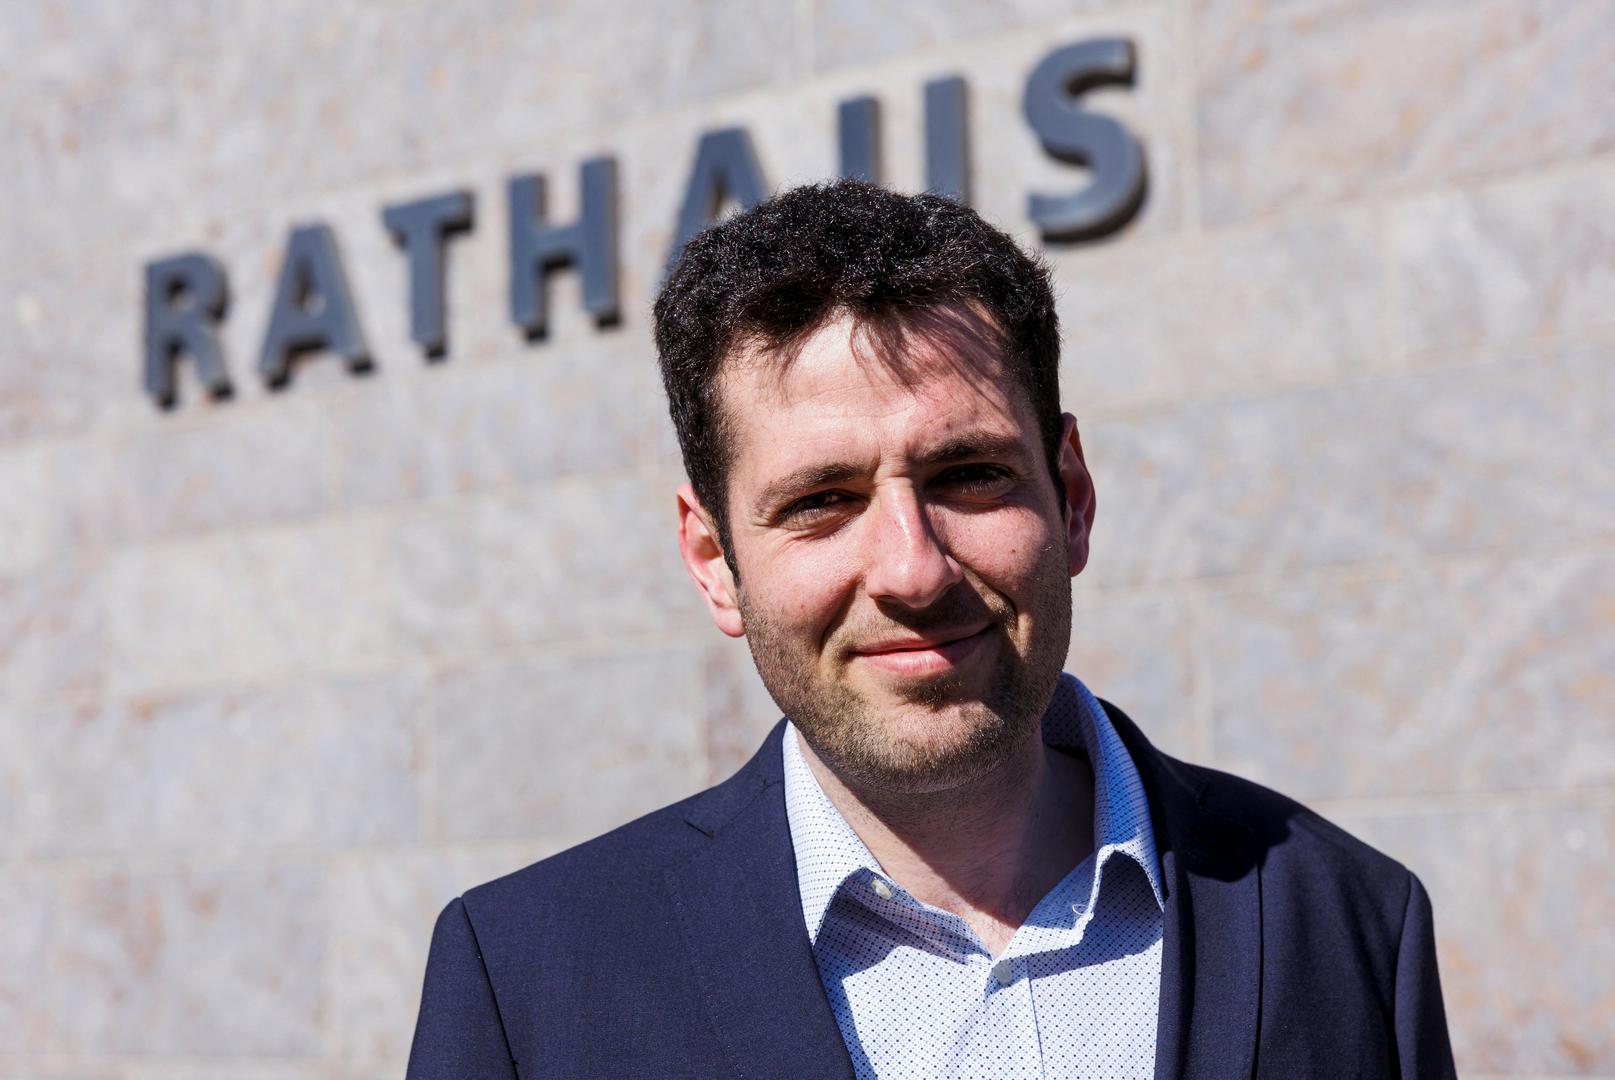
2, 1, 1611, 1076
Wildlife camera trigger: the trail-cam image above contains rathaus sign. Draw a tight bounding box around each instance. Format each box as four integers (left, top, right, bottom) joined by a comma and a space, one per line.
142, 38, 1145, 409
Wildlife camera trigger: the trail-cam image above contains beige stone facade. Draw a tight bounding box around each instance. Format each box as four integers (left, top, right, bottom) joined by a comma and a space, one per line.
2, 1, 1612, 1076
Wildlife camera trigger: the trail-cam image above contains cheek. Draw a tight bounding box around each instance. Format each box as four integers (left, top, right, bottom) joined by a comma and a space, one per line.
941, 506, 1062, 585
744, 542, 861, 630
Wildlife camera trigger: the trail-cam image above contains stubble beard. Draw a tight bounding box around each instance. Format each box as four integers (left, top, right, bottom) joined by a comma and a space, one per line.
739, 546, 1073, 796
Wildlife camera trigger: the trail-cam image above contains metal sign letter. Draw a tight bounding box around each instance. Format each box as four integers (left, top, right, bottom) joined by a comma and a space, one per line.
144, 252, 232, 408
382, 190, 474, 359
1022, 38, 1146, 242
924, 76, 970, 203
838, 96, 881, 184
258, 223, 372, 388
667, 128, 767, 268
508, 157, 620, 340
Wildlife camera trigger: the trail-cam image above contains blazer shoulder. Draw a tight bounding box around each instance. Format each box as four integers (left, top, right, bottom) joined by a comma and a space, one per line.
1102, 697, 1411, 898
459, 719, 787, 929
1182, 756, 1415, 908
463, 788, 710, 922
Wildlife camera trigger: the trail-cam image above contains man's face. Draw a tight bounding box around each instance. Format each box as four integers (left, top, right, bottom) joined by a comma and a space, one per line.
677, 312, 1094, 794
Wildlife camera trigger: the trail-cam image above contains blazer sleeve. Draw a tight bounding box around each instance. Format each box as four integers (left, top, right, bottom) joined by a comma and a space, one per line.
405, 897, 520, 1080
1393, 871, 1458, 1080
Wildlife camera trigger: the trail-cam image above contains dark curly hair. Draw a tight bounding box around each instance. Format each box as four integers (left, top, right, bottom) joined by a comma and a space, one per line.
653, 179, 1062, 560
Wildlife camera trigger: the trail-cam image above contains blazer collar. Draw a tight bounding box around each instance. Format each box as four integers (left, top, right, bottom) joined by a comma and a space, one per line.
666, 705, 1263, 1080
1102, 700, 1263, 1080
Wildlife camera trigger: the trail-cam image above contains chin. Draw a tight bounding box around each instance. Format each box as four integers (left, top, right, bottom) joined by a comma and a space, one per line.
819, 697, 1030, 794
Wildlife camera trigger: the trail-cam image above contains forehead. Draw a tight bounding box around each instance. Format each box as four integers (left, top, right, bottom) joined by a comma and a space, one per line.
717, 312, 1036, 471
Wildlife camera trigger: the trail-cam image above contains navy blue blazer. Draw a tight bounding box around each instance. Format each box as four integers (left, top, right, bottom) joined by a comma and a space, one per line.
405, 701, 1457, 1079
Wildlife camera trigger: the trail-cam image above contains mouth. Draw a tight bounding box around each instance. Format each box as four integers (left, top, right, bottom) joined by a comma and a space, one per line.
849, 626, 992, 677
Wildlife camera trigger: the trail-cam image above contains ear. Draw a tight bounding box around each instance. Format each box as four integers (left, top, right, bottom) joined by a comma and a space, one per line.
676, 482, 745, 638
1055, 413, 1097, 577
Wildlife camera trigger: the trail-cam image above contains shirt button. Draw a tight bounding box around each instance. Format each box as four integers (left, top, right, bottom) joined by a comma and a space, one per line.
992, 959, 1014, 985
871, 878, 894, 900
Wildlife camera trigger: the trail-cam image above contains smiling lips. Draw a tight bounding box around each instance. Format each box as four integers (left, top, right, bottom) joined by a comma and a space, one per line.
850, 627, 992, 676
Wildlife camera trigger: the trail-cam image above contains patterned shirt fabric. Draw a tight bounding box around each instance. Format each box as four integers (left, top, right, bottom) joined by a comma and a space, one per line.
782, 673, 1165, 1080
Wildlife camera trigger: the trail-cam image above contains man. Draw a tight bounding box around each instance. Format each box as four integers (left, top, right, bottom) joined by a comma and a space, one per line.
405, 181, 1457, 1079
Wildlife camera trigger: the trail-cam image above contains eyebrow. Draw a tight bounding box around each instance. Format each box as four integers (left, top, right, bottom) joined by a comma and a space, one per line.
752, 431, 1032, 517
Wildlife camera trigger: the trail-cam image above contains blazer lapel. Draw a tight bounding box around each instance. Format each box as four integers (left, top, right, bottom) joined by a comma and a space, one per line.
1104, 702, 1263, 1080
662, 721, 856, 1080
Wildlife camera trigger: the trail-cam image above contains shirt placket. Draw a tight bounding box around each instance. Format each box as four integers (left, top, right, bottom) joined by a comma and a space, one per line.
959, 856, 1101, 1077
961, 947, 1043, 1078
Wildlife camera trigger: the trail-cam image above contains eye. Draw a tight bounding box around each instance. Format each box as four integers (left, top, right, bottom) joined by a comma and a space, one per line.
936, 463, 1015, 495
778, 489, 856, 524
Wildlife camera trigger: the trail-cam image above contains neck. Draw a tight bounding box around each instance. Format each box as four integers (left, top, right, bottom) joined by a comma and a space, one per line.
797, 724, 1095, 956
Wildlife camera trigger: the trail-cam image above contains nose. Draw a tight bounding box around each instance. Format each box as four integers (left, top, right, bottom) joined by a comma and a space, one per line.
861, 483, 964, 609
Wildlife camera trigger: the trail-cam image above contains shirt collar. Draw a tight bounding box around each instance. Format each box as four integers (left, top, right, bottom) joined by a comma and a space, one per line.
782, 718, 883, 944
782, 672, 1165, 945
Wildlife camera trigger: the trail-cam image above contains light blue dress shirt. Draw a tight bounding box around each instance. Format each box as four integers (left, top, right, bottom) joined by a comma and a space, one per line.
782, 673, 1165, 1079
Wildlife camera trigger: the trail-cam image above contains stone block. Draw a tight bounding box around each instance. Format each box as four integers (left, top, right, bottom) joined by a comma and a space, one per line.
358, 0, 799, 180
328, 843, 560, 1066
1393, 165, 1615, 356
24, 672, 429, 855
14, 1069, 341, 1080
1341, 802, 1615, 1074
0, 871, 54, 1054
1056, 208, 1387, 416
0, 436, 130, 575
105, 516, 396, 697
1, 1067, 123, 1080
1069, 590, 1196, 759
0, 713, 26, 857
48, 862, 323, 1056
1194, 0, 1615, 224
389, 474, 704, 663
701, 633, 785, 783
0, 264, 129, 445
120, 1069, 333, 1080
2, 1, 797, 274
1086, 345, 1615, 587
1204, 552, 1615, 802
0, 557, 106, 706
433, 648, 706, 842
328, 345, 647, 509
102, 399, 337, 542
0, 445, 57, 577
811, 0, 1150, 72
